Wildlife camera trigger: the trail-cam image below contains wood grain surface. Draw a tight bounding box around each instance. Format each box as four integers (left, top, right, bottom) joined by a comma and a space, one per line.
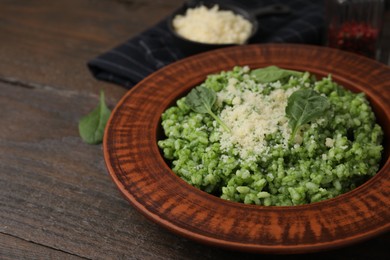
1, 0, 389, 259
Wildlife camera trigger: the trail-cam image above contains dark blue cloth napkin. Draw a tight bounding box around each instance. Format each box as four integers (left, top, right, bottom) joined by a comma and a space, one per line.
87, 0, 325, 89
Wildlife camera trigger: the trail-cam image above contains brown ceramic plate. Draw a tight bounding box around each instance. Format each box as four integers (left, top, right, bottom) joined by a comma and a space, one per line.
104, 44, 390, 254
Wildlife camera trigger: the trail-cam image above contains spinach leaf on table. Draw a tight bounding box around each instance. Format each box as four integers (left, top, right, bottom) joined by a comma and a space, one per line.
185, 86, 230, 132
79, 90, 111, 144
286, 89, 330, 143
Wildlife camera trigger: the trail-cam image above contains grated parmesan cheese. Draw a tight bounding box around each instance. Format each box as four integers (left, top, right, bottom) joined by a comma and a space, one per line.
217, 80, 297, 159
172, 5, 253, 44
325, 138, 334, 147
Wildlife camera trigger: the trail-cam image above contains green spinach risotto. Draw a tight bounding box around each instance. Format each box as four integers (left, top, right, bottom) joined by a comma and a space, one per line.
158, 66, 383, 206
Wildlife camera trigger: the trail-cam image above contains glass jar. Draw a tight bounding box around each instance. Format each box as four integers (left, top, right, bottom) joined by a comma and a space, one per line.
325, 0, 385, 58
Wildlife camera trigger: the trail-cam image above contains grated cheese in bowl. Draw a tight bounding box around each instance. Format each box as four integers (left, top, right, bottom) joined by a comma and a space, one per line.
172, 5, 253, 44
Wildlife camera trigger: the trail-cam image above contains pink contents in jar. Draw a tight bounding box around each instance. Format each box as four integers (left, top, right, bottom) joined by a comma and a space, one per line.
328, 22, 379, 58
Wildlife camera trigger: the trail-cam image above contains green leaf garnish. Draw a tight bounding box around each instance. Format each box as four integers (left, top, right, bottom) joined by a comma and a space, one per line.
185, 86, 230, 132
250, 65, 303, 83
79, 90, 111, 144
286, 89, 330, 143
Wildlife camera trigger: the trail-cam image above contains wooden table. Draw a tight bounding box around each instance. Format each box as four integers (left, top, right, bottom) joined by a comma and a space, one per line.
1, 1, 389, 259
